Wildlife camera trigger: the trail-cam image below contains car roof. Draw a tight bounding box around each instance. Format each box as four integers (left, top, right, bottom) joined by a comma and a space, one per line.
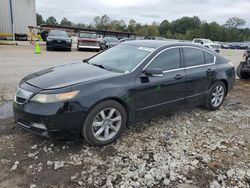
124, 40, 204, 49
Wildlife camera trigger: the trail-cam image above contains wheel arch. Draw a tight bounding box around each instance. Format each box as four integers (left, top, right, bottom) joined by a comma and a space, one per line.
84, 97, 131, 126
208, 79, 229, 96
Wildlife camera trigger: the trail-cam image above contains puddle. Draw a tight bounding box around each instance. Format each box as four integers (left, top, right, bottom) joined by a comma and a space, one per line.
0, 101, 13, 119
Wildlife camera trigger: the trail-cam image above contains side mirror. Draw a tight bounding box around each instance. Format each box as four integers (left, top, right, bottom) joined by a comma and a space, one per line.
144, 68, 163, 77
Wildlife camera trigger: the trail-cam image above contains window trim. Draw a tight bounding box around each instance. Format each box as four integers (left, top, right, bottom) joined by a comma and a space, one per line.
143, 46, 182, 72
182, 46, 216, 69
141, 45, 216, 73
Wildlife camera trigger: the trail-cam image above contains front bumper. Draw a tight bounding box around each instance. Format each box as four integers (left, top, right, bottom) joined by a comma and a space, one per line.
46, 41, 71, 49
13, 100, 86, 140
78, 45, 100, 49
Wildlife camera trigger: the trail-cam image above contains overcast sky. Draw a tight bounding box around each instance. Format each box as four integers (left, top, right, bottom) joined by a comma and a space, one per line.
36, 0, 250, 27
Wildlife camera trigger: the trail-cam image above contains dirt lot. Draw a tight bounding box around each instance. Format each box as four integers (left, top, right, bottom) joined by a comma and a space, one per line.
0, 44, 250, 188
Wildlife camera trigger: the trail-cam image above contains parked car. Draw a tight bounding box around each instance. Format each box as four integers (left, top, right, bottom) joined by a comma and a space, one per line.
100, 37, 119, 50
13, 41, 235, 146
228, 42, 239, 49
193, 38, 221, 53
221, 42, 230, 49
77, 32, 100, 51
46, 30, 72, 51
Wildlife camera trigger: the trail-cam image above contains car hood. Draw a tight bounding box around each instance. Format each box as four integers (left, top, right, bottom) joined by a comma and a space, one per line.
22, 62, 121, 90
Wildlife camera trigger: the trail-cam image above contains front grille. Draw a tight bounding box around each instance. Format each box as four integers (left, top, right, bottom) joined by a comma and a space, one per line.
79, 41, 99, 47
14, 88, 33, 104
16, 96, 26, 103
52, 40, 66, 44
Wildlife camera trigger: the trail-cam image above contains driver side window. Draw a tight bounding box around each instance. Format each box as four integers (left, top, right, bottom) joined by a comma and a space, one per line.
147, 48, 181, 71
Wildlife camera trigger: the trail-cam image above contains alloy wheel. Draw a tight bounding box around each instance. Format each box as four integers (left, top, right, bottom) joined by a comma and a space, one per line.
92, 108, 122, 141
211, 85, 225, 107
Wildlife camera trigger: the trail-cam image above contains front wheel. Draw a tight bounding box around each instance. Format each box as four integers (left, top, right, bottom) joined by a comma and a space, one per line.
82, 100, 127, 146
204, 81, 226, 110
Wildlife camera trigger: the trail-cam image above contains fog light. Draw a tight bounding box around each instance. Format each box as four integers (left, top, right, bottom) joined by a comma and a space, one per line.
32, 123, 47, 130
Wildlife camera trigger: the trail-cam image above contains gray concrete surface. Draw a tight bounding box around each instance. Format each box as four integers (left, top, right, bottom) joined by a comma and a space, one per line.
0, 44, 96, 102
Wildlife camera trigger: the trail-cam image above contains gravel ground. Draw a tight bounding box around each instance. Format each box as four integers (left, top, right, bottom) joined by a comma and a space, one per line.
0, 45, 249, 188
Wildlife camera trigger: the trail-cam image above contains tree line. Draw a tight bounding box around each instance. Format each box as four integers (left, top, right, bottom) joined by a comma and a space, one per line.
37, 13, 250, 42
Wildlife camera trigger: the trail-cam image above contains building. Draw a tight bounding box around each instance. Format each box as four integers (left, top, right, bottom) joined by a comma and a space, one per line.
0, 0, 36, 39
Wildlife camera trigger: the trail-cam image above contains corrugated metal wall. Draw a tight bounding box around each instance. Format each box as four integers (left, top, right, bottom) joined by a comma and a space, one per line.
0, 0, 36, 34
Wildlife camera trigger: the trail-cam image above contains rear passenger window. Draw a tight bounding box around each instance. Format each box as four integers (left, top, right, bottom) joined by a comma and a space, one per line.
183, 48, 205, 67
148, 48, 181, 71
204, 51, 215, 64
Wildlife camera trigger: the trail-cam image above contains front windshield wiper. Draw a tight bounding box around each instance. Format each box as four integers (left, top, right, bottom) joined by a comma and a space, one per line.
83, 59, 89, 63
85, 61, 123, 73
91, 63, 111, 71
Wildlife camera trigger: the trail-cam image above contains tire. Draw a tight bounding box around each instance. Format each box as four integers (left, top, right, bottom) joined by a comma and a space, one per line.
82, 100, 127, 146
100, 44, 107, 51
204, 81, 226, 111
236, 63, 250, 79
46, 47, 51, 51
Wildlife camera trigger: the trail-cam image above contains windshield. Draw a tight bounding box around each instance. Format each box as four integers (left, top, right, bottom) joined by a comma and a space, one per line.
105, 37, 118, 42
79, 33, 97, 38
49, 30, 68, 37
88, 44, 154, 73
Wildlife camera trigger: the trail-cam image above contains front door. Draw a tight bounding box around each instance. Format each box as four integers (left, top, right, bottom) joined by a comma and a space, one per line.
135, 47, 187, 120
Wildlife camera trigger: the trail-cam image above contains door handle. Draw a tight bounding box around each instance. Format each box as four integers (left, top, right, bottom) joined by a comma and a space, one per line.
174, 74, 183, 80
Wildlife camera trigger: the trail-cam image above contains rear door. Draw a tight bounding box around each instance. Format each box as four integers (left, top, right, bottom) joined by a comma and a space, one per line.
182, 46, 216, 105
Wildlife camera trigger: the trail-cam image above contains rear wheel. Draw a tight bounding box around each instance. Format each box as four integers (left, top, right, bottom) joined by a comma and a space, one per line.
204, 81, 226, 110
82, 100, 127, 146
237, 63, 250, 79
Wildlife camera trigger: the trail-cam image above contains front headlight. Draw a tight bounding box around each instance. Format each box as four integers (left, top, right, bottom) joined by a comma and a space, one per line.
46, 38, 52, 42
66, 39, 71, 43
30, 90, 79, 103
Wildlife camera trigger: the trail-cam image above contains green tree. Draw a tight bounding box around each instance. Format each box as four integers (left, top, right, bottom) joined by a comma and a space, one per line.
110, 20, 127, 31
224, 17, 246, 28
128, 19, 136, 32
136, 27, 147, 35
75, 23, 86, 28
60, 17, 73, 26
94, 15, 111, 30
46, 16, 58, 25
36, 13, 44, 25
171, 16, 201, 34
147, 25, 159, 36
159, 20, 170, 36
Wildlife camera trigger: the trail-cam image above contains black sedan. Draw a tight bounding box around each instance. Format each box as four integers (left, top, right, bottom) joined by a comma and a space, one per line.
13, 41, 235, 146
100, 37, 119, 50
46, 30, 72, 51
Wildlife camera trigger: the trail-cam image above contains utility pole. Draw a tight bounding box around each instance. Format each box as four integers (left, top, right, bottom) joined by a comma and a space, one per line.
9, 0, 15, 42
